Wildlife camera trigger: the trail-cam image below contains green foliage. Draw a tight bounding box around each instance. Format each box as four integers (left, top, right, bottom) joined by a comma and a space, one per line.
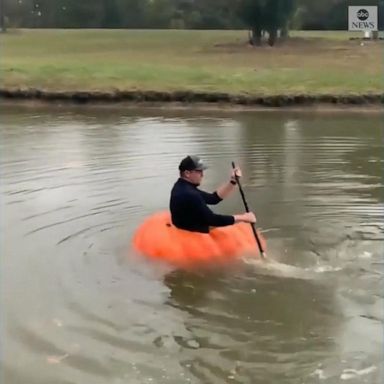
1, 0, 382, 31
238, 0, 296, 45
297, 0, 383, 30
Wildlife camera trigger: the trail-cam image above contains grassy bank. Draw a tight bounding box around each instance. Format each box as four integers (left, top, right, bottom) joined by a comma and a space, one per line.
1, 29, 383, 96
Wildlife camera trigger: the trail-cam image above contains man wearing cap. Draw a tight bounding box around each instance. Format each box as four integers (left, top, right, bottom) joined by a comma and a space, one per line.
170, 155, 256, 233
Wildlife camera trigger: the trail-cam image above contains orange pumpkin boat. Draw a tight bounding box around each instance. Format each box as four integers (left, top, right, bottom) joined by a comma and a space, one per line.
132, 211, 266, 268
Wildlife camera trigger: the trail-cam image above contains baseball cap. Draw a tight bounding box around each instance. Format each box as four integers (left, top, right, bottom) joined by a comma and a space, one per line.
178, 155, 208, 172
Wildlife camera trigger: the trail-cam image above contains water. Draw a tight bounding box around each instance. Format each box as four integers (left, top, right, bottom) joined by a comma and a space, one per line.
1, 105, 383, 384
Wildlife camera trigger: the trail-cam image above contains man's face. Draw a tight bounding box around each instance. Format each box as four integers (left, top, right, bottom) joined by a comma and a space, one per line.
185, 169, 204, 185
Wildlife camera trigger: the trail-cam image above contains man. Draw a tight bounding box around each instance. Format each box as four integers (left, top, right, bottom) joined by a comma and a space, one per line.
170, 155, 256, 233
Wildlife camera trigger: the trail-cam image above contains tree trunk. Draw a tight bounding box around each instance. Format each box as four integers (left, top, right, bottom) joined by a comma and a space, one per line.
281, 24, 289, 40
0, 16, 5, 33
268, 28, 277, 46
0, 0, 6, 32
249, 27, 262, 46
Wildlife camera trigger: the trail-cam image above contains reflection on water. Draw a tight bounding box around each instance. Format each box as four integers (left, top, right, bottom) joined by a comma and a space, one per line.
0, 105, 383, 384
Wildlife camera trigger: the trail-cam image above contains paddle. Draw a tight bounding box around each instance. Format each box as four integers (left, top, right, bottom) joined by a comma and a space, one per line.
231, 161, 266, 259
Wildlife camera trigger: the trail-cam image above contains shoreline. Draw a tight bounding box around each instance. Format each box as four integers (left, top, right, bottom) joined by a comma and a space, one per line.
1, 88, 383, 112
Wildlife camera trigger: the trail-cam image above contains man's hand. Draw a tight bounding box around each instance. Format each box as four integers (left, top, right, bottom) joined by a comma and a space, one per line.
217, 166, 243, 199
233, 212, 256, 224
230, 166, 242, 182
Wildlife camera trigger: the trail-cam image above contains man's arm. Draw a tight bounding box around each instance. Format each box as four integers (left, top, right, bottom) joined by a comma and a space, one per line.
198, 190, 222, 205
192, 193, 234, 226
216, 165, 242, 200
199, 166, 241, 204
198, 180, 236, 203
215, 180, 237, 200
193, 194, 256, 227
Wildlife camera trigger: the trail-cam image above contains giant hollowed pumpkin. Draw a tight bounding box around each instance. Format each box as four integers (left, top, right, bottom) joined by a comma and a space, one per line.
132, 211, 266, 268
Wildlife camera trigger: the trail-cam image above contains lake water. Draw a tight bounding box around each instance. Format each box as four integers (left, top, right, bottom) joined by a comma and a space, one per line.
1, 104, 383, 384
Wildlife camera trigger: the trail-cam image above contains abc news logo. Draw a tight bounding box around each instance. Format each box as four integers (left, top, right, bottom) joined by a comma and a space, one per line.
357, 9, 369, 21
349, 6, 377, 30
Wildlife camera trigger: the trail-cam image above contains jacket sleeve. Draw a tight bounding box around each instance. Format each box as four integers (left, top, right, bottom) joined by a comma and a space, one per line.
198, 190, 222, 205
192, 193, 234, 227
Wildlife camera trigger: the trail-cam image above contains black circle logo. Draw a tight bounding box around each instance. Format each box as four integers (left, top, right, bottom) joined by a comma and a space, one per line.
357, 9, 369, 21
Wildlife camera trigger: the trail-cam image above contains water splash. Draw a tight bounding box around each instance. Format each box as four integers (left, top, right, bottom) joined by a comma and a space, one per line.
340, 365, 377, 380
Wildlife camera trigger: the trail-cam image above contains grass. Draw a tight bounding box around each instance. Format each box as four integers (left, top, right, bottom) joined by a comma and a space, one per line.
1, 29, 382, 95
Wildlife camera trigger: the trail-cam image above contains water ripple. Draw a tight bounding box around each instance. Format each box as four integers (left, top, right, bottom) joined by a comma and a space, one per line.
1, 107, 383, 384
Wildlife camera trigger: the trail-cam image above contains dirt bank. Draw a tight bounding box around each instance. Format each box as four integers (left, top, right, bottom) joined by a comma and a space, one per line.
1, 88, 383, 109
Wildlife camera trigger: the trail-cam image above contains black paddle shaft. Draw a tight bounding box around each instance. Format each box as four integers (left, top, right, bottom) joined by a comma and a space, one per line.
231, 162, 265, 257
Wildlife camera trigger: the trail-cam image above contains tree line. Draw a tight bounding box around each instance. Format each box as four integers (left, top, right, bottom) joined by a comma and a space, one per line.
1, 0, 383, 44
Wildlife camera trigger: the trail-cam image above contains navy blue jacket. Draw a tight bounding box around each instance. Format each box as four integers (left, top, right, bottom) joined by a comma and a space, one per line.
170, 178, 235, 233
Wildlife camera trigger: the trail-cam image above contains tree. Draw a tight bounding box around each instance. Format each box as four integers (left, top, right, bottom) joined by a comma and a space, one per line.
147, 0, 176, 28
191, 0, 242, 29
238, 0, 264, 45
262, 0, 296, 44
0, 0, 6, 32
238, 0, 297, 46
297, 0, 383, 30
101, 0, 121, 28
119, 0, 150, 28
